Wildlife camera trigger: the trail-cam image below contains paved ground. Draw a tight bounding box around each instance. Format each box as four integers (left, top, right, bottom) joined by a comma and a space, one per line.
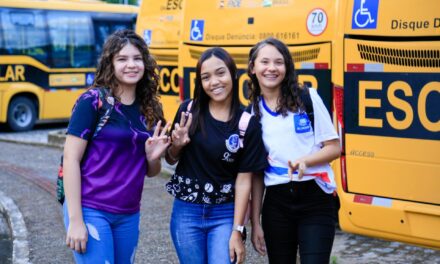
0, 125, 439, 263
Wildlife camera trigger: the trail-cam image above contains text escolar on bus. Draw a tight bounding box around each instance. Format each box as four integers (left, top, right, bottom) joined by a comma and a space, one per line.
0, 0, 138, 131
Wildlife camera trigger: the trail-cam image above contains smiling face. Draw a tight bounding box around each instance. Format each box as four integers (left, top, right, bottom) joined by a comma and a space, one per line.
112, 42, 145, 90
251, 44, 286, 93
200, 56, 233, 104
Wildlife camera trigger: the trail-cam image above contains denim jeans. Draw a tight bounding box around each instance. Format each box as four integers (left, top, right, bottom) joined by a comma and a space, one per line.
170, 198, 235, 264
63, 203, 140, 264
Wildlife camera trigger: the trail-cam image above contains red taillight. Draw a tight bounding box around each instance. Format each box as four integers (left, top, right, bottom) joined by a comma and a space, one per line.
340, 155, 348, 192
332, 85, 345, 152
179, 77, 184, 101
333, 84, 347, 192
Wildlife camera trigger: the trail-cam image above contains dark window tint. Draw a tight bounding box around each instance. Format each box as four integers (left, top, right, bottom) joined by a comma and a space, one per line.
47, 11, 94, 68
93, 17, 134, 64
0, 8, 136, 68
0, 9, 49, 64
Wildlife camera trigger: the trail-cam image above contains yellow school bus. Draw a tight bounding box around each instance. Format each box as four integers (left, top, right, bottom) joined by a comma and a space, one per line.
136, 0, 183, 122
180, 0, 440, 250
332, 0, 440, 249
179, 0, 336, 113
0, 0, 137, 131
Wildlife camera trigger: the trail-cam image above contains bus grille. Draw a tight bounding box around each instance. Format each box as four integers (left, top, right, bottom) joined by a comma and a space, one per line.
291, 48, 320, 63
190, 47, 320, 64
358, 44, 440, 68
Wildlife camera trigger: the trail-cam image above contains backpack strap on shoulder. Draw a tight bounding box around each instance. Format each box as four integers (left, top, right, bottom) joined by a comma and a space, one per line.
238, 111, 251, 148
92, 87, 115, 138
186, 100, 193, 112
300, 86, 314, 131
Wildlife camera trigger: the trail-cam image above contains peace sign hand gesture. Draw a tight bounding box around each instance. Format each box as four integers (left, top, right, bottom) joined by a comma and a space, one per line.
145, 120, 171, 162
288, 159, 307, 180
171, 112, 192, 148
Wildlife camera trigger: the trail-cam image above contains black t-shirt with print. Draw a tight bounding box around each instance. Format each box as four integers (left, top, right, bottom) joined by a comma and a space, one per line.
165, 100, 268, 205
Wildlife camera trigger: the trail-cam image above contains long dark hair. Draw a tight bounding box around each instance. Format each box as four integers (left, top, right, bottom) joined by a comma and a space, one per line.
247, 37, 304, 118
189, 47, 240, 136
93, 29, 165, 129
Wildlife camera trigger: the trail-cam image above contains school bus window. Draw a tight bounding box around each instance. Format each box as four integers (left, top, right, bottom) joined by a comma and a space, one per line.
48, 12, 94, 68
94, 20, 133, 64
1, 9, 49, 64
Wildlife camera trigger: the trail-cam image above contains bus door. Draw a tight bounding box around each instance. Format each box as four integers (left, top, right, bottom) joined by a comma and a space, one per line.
136, 0, 183, 122
335, 0, 440, 248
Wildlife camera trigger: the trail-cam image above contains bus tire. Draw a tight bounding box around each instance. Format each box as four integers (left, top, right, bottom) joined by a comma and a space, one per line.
7, 96, 37, 132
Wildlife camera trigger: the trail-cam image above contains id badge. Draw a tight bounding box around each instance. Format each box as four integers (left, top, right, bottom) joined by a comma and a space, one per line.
294, 113, 311, 133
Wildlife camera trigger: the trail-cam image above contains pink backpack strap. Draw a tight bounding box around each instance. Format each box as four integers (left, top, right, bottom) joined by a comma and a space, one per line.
238, 111, 251, 148
239, 110, 253, 225
186, 100, 193, 112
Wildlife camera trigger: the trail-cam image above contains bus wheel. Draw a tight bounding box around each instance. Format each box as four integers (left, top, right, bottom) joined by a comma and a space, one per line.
7, 96, 37, 131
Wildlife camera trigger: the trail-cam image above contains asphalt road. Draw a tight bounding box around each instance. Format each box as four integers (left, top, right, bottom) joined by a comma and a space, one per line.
0, 126, 439, 263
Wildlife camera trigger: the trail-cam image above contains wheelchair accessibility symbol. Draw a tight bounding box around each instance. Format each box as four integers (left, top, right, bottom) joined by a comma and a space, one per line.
86, 73, 95, 86
352, 0, 378, 29
190, 20, 204, 41
143, 30, 152, 46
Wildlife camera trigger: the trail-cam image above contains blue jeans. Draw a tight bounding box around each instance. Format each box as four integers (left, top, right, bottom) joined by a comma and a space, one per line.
63, 203, 140, 264
170, 198, 235, 264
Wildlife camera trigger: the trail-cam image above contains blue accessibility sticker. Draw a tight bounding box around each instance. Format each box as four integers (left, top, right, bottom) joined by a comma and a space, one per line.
86, 73, 95, 86
352, 0, 379, 29
143, 30, 152, 45
190, 20, 204, 41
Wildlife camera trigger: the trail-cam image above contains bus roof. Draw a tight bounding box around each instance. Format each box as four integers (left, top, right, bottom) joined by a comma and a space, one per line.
344, 0, 440, 37
181, 0, 336, 46
0, 0, 138, 13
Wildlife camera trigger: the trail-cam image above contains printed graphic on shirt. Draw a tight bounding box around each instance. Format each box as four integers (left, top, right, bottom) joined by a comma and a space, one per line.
225, 134, 240, 153
294, 112, 311, 133
222, 152, 235, 163
166, 173, 234, 204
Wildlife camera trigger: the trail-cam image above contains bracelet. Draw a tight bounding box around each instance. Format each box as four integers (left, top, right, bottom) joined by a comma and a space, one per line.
166, 146, 180, 163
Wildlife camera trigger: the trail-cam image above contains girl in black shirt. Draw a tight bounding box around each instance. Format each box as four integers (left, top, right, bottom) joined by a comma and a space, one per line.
165, 47, 268, 264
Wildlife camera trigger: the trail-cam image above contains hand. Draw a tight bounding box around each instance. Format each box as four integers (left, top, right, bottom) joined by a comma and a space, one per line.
66, 219, 88, 254
229, 231, 246, 263
251, 223, 266, 256
288, 159, 307, 180
171, 112, 192, 148
145, 120, 171, 162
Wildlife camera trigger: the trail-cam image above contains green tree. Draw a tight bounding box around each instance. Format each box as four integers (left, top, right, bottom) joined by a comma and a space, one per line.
102, 0, 138, 6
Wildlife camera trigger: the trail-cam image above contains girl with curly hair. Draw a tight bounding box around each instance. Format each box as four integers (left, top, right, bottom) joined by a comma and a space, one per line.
62, 29, 170, 263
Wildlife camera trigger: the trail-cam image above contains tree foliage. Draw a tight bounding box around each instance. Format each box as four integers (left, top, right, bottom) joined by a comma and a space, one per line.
102, 0, 138, 6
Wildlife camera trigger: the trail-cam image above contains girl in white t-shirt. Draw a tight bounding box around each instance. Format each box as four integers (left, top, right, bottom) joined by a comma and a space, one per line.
247, 37, 341, 263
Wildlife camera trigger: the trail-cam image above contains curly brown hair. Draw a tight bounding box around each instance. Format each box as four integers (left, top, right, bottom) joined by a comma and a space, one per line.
92, 29, 165, 129
247, 37, 304, 119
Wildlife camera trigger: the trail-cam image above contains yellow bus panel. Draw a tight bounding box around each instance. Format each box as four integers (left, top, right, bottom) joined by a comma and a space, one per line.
336, 0, 440, 249
182, 0, 336, 46
136, 0, 183, 122
344, 0, 440, 37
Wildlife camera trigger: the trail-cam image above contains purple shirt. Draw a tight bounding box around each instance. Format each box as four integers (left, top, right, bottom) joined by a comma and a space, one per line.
68, 89, 150, 213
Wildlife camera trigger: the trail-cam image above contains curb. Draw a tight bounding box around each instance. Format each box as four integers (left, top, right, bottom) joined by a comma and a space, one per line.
47, 130, 66, 148
0, 191, 30, 264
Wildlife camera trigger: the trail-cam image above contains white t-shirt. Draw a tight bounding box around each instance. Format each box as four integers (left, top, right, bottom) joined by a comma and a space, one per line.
256, 88, 339, 193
